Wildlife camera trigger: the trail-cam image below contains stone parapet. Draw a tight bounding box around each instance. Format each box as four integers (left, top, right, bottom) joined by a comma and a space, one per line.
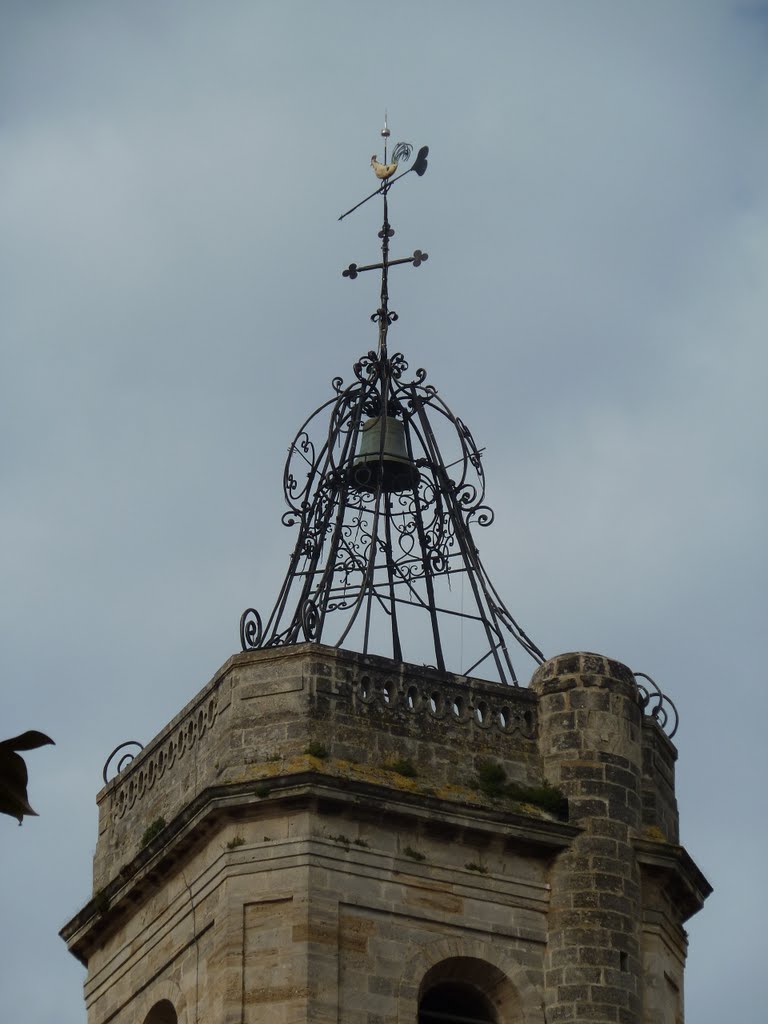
93, 644, 541, 890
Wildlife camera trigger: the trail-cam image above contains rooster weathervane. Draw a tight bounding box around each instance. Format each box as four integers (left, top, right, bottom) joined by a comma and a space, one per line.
338, 112, 429, 220
339, 115, 429, 353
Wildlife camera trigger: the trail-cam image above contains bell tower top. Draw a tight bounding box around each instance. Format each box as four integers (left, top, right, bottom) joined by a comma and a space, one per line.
61, 119, 710, 1024
239, 122, 543, 682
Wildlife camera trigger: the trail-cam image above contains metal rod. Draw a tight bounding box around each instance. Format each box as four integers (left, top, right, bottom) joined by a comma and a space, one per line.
403, 395, 445, 672
344, 255, 417, 276
411, 387, 510, 683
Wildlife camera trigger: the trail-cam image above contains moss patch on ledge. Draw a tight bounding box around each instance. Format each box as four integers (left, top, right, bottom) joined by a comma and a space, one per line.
226, 756, 562, 821
231, 754, 423, 792
474, 761, 568, 819
641, 824, 670, 844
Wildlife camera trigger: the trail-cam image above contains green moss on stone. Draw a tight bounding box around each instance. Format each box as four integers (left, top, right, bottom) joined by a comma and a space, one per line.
140, 817, 167, 848
475, 760, 568, 818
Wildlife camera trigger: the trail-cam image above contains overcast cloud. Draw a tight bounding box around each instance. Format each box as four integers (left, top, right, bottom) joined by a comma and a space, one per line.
1, 3, 766, 1021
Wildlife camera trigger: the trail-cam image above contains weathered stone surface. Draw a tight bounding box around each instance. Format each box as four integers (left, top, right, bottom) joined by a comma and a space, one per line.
61, 646, 710, 1024
530, 652, 708, 1024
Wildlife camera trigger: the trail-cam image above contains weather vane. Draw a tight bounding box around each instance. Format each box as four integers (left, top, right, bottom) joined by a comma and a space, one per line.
338, 113, 429, 221
339, 115, 430, 356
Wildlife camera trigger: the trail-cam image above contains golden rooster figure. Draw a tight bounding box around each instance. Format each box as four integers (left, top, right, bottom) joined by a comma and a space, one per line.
371, 141, 413, 180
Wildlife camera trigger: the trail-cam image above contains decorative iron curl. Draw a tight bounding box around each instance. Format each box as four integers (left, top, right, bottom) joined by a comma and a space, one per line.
455, 483, 479, 507
371, 309, 398, 324
103, 740, 144, 785
301, 599, 320, 641
240, 608, 263, 650
634, 672, 679, 739
467, 505, 495, 528
353, 351, 379, 382
389, 352, 409, 378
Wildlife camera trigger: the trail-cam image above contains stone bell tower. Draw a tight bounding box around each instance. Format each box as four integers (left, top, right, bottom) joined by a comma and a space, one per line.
61, 124, 710, 1024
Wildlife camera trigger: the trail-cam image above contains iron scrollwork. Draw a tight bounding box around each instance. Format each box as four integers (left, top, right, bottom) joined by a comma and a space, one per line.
634, 672, 679, 739
239, 346, 543, 684
240, 608, 263, 650
239, 135, 543, 684
102, 740, 144, 785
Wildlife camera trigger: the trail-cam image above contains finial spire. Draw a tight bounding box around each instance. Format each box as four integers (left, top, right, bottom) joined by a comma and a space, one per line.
340, 119, 429, 356
382, 110, 390, 163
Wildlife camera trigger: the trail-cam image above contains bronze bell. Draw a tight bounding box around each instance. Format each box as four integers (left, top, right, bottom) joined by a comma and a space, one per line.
349, 416, 420, 493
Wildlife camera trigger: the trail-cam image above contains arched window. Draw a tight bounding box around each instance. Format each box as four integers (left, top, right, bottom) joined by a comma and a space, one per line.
419, 980, 497, 1024
143, 999, 178, 1024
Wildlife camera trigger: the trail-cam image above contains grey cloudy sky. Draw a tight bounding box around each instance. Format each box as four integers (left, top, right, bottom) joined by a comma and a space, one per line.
1, 2, 766, 1021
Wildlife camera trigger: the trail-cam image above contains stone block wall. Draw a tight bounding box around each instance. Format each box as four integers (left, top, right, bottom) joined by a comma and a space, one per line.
532, 653, 646, 1024
62, 646, 709, 1024
78, 805, 557, 1023
640, 722, 679, 844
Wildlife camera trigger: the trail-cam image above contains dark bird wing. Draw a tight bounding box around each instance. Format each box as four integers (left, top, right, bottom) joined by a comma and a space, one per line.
1, 731, 54, 752
0, 731, 54, 824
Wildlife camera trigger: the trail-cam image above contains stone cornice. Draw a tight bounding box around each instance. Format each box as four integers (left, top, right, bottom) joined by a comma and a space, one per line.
634, 836, 713, 922
61, 771, 578, 965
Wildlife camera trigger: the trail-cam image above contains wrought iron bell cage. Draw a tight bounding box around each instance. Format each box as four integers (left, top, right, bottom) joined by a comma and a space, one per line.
240, 127, 543, 684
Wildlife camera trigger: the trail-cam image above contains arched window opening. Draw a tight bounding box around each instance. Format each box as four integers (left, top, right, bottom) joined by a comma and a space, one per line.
143, 999, 178, 1024
419, 981, 498, 1024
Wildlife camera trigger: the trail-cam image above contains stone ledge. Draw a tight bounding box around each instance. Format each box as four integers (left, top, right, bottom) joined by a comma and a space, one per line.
61, 773, 579, 965
633, 837, 712, 922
